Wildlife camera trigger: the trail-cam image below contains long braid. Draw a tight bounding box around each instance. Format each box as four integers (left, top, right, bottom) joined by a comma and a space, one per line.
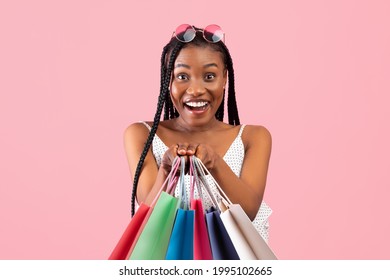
220, 44, 240, 126
167, 97, 176, 120
131, 42, 184, 216
215, 93, 225, 121
162, 46, 170, 120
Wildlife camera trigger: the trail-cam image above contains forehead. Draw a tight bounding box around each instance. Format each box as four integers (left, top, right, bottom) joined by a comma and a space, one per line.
174, 46, 224, 66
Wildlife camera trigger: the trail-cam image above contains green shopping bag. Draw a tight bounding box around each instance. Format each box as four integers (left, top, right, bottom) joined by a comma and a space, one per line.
129, 158, 184, 260
129, 192, 179, 259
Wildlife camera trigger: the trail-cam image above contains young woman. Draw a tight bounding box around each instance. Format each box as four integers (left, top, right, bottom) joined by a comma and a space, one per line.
124, 24, 272, 242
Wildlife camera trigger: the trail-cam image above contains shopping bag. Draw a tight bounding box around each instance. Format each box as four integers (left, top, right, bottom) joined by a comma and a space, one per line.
192, 157, 239, 260
189, 156, 212, 260
127, 157, 180, 259
109, 158, 182, 260
205, 207, 240, 260
195, 157, 277, 260
129, 191, 179, 259
108, 158, 182, 260
221, 203, 277, 259
165, 208, 194, 259
108, 203, 150, 260
191, 199, 212, 260
166, 157, 194, 260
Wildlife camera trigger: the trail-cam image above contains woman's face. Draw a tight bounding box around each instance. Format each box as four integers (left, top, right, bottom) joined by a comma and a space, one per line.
170, 45, 227, 127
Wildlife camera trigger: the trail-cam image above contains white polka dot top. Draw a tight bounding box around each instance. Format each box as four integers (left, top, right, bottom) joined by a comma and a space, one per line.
140, 121, 272, 243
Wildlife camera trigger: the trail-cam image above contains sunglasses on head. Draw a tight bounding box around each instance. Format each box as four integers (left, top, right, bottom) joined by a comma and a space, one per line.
173, 24, 225, 43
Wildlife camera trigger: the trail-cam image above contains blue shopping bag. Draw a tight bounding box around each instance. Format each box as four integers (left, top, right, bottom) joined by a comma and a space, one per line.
166, 157, 195, 260
165, 208, 194, 260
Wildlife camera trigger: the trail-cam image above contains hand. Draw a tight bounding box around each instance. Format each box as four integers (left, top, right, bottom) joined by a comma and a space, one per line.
161, 143, 195, 175
163, 143, 219, 172
160, 144, 181, 175
190, 143, 219, 171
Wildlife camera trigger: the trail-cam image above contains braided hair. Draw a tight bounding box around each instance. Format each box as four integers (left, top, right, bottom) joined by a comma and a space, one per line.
131, 28, 240, 216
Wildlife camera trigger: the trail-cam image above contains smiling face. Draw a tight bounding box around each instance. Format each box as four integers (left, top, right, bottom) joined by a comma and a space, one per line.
170, 45, 227, 128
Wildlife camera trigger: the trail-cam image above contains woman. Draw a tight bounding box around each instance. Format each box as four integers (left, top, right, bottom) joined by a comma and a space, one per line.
124, 24, 272, 242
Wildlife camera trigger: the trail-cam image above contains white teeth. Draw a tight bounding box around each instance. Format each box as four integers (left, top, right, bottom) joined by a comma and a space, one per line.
185, 101, 208, 108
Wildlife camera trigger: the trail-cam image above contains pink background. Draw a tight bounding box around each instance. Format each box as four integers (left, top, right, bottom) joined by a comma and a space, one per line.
1, 0, 389, 259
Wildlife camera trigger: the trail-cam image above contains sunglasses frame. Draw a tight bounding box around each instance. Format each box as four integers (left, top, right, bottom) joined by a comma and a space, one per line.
172, 24, 225, 44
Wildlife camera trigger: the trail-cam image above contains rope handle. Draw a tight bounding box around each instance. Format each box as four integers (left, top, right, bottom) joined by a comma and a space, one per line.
193, 156, 233, 206
150, 156, 181, 207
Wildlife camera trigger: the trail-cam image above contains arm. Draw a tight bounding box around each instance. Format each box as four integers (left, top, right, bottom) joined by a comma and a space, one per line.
123, 123, 182, 205
196, 125, 272, 220
123, 123, 167, 205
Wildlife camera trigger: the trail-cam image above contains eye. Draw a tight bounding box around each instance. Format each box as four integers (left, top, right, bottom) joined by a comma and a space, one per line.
176, 74, 189, 80
205, 73, 216, 80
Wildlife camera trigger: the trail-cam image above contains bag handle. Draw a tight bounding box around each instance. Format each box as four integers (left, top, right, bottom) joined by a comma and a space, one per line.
192, 156, 223, 212
166, 156, 189, 210
189, 156, 204, 201
189, 156, 195, 200
165, 157, 181, 195
150, 156, 181, 207
193, 156, 233, 206
178, 156, 189, 210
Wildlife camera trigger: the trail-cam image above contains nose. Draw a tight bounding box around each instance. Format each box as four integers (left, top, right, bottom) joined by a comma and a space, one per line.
186, 80, 206, 96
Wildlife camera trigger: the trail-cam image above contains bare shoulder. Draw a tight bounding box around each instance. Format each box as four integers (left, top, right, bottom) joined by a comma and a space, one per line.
123, 121, 151, 144
242, 124, 272, 150
239, 124, 272, 179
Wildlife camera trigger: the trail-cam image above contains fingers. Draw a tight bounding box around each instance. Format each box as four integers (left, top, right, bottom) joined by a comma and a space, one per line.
192, 145, 217, 170
174, 143, 198, 174
163, 143, 217, 173
177, 143, 188, 155
161, 145, 180, 173
186, 143, 199, 155
176, 143, 199, 156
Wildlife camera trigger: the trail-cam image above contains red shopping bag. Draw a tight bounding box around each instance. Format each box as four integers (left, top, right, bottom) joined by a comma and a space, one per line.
108, 203, 150, 260
191, 199, 212, 260
189, 156, 212, 260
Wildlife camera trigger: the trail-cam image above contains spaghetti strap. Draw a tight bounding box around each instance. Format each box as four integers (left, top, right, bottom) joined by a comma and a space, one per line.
139, 121, 152, 131
138, 121, 168, 150
238, 124, 246, 138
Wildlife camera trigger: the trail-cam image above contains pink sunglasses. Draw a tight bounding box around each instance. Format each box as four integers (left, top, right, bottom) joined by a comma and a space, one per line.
173, 24, 225, 43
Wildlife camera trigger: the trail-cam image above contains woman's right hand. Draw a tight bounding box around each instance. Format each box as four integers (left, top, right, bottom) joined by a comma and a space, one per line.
161, 144, 181, 175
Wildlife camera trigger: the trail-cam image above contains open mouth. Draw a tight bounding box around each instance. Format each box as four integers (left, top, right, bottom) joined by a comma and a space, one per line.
184, 101, 209, 112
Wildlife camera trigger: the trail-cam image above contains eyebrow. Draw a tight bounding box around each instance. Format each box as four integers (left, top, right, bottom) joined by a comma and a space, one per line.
174, 63, 219, 69
175, 63, 190, 69
204, 63, 219, 68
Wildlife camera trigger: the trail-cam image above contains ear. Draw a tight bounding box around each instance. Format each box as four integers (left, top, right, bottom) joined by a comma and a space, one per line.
223, 68, 227, 88
167, 72, 173, 93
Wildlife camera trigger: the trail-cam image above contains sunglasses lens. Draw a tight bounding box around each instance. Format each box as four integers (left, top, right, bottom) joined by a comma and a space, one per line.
203, 24, 224, 43
175, 24, 195, 42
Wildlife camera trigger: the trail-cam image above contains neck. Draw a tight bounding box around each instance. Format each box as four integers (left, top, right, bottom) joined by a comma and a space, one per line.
173, 117, 221, 133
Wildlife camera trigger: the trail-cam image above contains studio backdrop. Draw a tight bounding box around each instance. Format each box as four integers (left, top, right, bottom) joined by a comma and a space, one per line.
1, 0, 389, 259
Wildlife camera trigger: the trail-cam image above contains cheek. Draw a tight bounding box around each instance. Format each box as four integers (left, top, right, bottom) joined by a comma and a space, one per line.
209, 75, 226, 93
208, 82, 225, 98
170, 86, 184, 108
208, 83, 224, 92
170, 80, 185, 94
170, 85, 181, 101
